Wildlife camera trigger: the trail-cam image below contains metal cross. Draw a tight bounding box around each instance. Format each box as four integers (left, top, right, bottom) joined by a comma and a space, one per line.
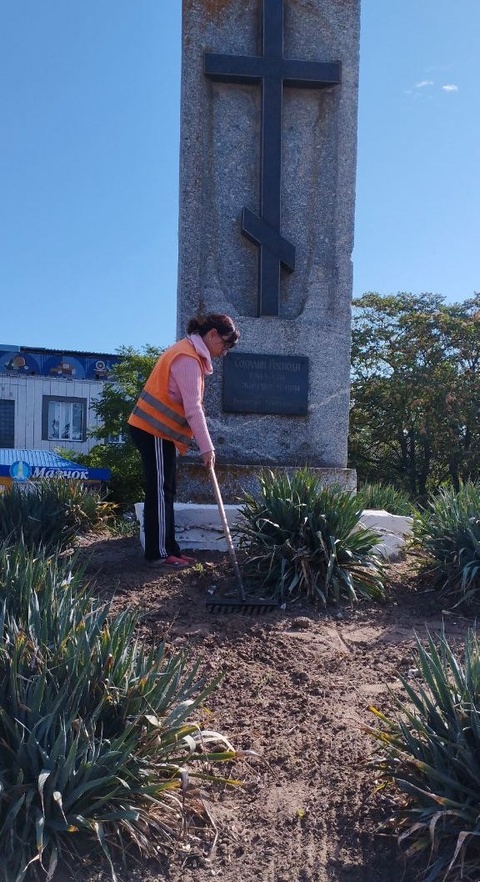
204, 0, 341, 316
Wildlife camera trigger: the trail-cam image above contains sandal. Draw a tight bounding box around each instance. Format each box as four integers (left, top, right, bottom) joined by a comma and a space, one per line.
162, 555, 191, 569
146, 555, 190, 569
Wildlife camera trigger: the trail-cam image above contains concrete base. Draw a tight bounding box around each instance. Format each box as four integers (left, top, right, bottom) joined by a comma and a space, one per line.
134, 503, 413, 561
134, 501, 239, 552
176, 461, 357, 504
359, 510, 413, 561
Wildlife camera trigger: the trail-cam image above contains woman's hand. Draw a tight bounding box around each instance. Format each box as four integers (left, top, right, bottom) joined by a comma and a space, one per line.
201, 450, 215, 468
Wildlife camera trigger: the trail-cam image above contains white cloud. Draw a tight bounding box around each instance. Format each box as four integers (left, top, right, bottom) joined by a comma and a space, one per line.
414, 80, 434, 88
442, 84, 458, 92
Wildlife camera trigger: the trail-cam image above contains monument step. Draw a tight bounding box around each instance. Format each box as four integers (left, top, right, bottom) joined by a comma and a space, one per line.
176, 462, 357, 504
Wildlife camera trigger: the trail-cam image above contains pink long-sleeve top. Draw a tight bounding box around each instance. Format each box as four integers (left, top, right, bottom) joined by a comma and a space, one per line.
168, 334, 214, 455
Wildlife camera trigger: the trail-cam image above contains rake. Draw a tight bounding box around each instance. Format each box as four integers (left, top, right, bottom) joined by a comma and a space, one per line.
205, 463, 279, 614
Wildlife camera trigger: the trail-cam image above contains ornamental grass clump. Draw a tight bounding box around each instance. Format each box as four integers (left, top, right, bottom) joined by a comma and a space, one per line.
0, 544, 238, 882
356, 482, 415, 517
40, 477, 115, 533
236, 468, 385, 605
0, 541, 89, 644
368, 629, 480, 882
413, 482, 480, 600
0, 479, 114, 553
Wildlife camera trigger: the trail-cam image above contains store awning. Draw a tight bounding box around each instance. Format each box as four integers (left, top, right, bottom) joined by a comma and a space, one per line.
0, 449, 110, 483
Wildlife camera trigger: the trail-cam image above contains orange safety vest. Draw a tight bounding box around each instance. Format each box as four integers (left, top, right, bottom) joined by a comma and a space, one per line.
128, 339, 205, 454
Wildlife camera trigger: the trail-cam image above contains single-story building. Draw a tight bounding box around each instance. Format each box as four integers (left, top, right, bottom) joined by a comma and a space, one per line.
0, 344, 123, 454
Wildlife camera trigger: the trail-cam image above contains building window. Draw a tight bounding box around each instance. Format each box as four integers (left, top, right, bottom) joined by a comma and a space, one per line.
42, 396, 86, 442
0, 399, 15, 448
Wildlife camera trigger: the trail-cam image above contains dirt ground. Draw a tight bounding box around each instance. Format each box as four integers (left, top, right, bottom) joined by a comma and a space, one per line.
65, 534, 477, 882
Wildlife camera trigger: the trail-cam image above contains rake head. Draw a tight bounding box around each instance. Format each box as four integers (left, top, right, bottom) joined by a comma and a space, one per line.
206, 463, 279, 615
205, 595, 279, 615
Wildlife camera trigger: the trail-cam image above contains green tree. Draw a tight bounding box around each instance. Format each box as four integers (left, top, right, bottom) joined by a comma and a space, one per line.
79, 345, 164, 505
349, 293, 480, 500
435, 300, 480, 487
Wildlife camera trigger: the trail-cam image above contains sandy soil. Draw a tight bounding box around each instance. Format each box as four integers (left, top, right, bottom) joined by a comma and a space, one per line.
61, 534, 476, 882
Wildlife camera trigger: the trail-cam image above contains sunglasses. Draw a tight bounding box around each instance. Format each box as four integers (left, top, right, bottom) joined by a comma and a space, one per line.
217, 330, 237, 350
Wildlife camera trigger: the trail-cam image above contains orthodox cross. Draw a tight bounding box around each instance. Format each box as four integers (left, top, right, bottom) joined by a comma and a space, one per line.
204, 0, 341, 316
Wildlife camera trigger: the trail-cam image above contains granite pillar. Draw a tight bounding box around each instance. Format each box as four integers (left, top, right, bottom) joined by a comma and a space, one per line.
177, 0, 359, 501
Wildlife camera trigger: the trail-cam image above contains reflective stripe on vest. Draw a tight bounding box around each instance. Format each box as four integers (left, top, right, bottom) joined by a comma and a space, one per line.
139, 390, 189, 428
131, 393, 192, 446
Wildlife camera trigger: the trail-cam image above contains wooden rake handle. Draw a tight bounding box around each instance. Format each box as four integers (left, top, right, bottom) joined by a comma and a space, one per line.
209, 462, 246, 600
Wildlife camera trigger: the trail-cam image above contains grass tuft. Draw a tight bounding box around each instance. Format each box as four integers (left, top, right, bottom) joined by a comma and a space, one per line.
413, 482, 480, 599
235, 468, 386, 605
0, 480, 115, 553
0, 542, 238, 880
368, 628, 480, 882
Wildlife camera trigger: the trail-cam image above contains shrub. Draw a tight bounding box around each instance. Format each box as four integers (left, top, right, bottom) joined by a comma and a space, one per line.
356, 482, 415, 517
75, 441, 144, 508
368, 629, 480, 882
236, 469, 385, 605
0, 480, 114, 553
412, 482, 480, 599
0, 544, 238, 880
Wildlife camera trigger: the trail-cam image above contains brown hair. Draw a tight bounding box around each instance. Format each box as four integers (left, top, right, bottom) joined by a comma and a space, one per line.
187, 313, 239, 348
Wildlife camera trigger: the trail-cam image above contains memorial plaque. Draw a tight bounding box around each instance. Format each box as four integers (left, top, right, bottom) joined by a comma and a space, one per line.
223, 352, 308, 415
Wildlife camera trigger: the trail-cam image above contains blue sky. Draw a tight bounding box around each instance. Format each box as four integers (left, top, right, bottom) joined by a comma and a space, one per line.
1, 1, 478, 354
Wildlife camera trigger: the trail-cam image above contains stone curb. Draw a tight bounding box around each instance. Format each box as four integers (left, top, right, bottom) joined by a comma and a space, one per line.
134, 503, 413, 561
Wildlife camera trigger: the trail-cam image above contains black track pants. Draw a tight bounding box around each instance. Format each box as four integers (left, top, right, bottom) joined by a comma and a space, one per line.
129, 425, 181, 560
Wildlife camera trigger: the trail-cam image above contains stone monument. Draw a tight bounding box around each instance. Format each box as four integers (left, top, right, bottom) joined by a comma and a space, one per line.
176, 0, 359, 502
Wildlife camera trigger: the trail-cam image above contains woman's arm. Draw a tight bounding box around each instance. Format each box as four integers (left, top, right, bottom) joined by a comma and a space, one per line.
169, 356, 215, 460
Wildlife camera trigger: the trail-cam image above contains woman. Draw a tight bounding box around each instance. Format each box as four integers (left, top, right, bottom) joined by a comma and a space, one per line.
128, 313, 239, 568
